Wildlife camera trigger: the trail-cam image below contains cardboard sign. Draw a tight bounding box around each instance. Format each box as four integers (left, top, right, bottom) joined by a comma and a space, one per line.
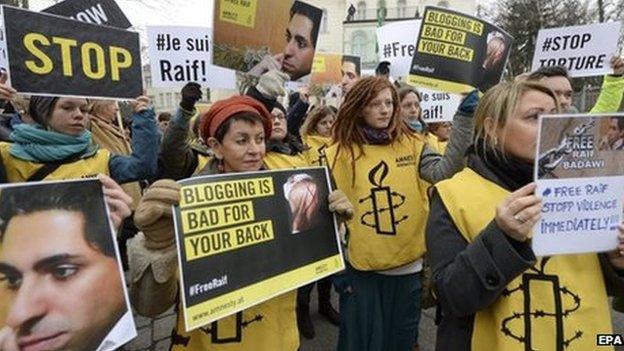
42, 0, 132, 29
534, 113, 624, 256
408, 6, 513, 93
531, 22, 621, 78
0, 6, 142, 99
174, 167, 344, 331
147, 26, 236, 90
213, 0, 323, 82
419, 88, 461, 123
0, 179, 137, 350
376, 20, 421, 79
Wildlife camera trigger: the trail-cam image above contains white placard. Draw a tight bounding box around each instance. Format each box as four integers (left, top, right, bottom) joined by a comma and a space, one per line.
531, 22, 622, 78
419, 88, 462, 123
533, 113, 624, 256
147, 25, 236, 89
376, 20, 421, 79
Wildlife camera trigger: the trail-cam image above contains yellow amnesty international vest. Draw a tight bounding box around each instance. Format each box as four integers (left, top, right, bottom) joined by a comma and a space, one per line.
302, 135, 331, 166
436, 168, 613, 351
171, 291, 298, 351
326, 136, 429, 271
171, 156, 300, 351
263, 151, 309, 169
0, 142, 110, 182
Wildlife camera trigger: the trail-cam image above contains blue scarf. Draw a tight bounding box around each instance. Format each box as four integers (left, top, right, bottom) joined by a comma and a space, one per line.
9, 124, 98, 162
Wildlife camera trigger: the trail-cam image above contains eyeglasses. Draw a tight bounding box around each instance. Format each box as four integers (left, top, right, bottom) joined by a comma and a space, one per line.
272, 113, 286, 121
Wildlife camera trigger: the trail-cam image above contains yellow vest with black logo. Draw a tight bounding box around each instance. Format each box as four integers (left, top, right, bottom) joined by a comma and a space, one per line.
302, 135, 331, 167
436, 167, 612, 351
0, 142, 110, 182
171, 156, 299, 351
326, 135, 429, 271
171, 292, 297, 351
263, 151, 309, 169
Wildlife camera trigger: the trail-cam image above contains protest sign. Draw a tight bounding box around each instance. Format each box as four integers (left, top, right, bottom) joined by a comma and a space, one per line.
408, 6, 513, 94
310, 52, 360, 93
42, 0, 132, 29
173, 167, 344, 331
147, 26, 236, 90
213, 0, 323, 83
419, 88, 461, 123
0, 6, 142, 99
531, 22, 621, 78
376, 20, 421, 79
0, 179, 137, 350
533, 113, 624, 256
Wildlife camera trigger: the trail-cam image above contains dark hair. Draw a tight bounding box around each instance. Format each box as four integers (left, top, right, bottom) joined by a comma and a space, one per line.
157, 112, 172, 122
213, 111, 266, 142
0, 181, 115, 258
290, 0, 322, 48
527, 66, 570, 81
612, 116, 624, 131
341, 55, 361, 76
375, 61, 391, 76
398, 86, 421, 102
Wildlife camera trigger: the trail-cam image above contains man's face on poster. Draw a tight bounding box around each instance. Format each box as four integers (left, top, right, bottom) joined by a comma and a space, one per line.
282, 13, 315, 81
341, 61, 359, 94
0, 210, 125, 351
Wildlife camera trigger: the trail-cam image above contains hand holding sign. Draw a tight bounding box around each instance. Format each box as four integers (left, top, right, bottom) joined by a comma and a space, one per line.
495, 183, 542, 242
99, 174, 133, 230
0, 72, 16, 101
611, 56, 624, 77
130, 96, 151, 114
248, 53, 284, 77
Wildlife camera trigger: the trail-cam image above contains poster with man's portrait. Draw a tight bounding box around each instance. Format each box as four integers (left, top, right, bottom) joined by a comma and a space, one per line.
0, 180, 136, 351
213, 0, 323, 82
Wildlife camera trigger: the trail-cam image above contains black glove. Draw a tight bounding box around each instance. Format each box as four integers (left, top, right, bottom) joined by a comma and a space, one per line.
180, 82, 202, 111
457, 89, 479, 118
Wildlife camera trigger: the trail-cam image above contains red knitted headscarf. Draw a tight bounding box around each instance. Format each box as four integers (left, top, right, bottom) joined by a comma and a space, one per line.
199, 95, 273, 143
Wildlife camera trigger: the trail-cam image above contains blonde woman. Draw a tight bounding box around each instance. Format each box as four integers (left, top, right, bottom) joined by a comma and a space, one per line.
428, 81, 624, 350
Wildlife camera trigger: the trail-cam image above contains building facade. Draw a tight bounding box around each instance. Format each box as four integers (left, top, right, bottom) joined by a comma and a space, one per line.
343, 0, 477, 70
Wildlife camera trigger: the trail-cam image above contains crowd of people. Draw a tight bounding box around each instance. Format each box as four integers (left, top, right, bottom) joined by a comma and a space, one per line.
0, 20, 624, 351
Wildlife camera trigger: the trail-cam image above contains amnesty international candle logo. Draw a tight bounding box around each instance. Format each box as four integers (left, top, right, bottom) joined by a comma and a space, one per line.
173, 167, 343, 332
359, 161, 408, 235
500, 258, 582, 350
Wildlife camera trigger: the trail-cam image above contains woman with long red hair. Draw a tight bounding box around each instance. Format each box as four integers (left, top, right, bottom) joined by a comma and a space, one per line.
326, 76, 477, 351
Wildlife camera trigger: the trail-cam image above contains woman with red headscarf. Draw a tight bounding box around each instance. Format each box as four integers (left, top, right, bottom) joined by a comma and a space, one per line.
127, 95, 354, 351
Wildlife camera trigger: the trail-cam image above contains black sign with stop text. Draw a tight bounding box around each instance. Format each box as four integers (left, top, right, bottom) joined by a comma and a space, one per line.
1, 6, 141, 99
42, 0, 132, 29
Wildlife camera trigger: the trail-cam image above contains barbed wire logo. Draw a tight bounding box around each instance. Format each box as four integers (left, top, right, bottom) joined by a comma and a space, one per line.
500, 257, 582, 350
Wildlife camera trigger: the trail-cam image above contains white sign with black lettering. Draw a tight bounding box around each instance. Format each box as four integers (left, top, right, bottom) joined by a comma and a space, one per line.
419, 88, 461, 123
531, 22, 622, 78
147, 26, 235, 90
376, 20, 421, 79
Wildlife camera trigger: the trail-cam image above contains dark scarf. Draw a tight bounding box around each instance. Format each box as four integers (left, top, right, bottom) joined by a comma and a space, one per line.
469, 139, 534, 191
358, 124, 392, 145
267, 133, 306, 155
